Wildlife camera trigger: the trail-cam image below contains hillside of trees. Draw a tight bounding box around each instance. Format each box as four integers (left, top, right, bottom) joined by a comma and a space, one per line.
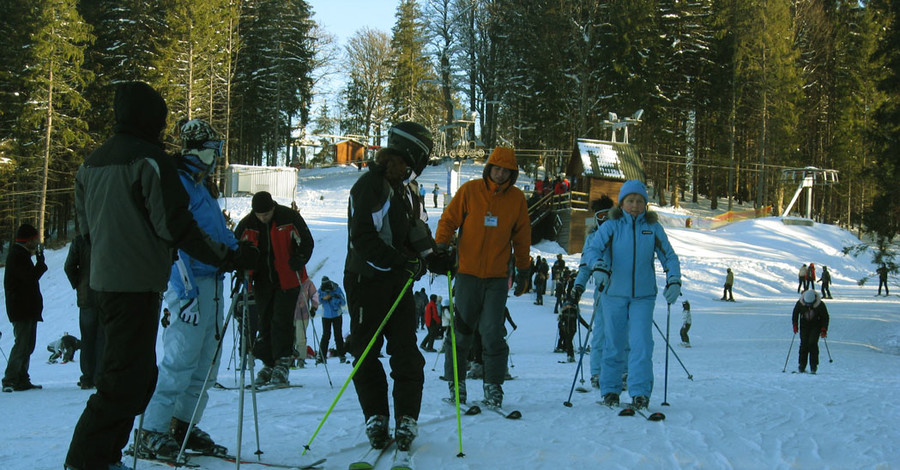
0, 0, 897, 257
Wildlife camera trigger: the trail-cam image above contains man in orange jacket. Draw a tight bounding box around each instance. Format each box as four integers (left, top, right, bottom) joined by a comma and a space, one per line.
436, 147, 531, 408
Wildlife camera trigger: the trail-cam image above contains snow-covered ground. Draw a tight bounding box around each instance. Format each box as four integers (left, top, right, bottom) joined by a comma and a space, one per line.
1, 161, 898, 470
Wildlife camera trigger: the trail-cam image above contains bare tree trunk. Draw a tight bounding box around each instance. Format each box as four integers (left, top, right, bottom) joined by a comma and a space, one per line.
39, 64, 54, 244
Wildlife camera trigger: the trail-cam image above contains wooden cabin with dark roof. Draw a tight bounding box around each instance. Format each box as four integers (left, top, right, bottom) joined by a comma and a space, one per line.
542, 138, 645, 253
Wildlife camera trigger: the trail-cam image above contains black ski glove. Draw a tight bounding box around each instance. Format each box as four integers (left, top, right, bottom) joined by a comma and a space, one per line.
223, 241, 259, 272
404, 256, 427, 281
426, 246, 455, 276
289, 251, 307, 271
514, 269, 529, 297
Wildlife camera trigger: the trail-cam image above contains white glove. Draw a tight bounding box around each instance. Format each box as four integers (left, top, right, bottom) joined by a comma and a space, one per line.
663, 283, 681, 305
591, 262, 610, 291
178, 298, 200, 326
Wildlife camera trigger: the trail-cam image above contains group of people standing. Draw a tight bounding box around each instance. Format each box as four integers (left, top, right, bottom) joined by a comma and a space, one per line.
797, 263, 833, 299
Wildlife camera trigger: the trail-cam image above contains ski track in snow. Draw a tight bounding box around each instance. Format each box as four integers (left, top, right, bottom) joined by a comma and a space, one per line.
1, 162, 898, 469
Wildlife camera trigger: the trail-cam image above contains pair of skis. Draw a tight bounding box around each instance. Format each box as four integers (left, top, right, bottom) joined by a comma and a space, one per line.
599, 400, 666, 421
441, 397, 522, 419
348, 439, 411, 470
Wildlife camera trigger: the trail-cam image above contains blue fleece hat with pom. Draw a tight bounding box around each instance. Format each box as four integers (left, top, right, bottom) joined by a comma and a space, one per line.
618, 180, 648, 204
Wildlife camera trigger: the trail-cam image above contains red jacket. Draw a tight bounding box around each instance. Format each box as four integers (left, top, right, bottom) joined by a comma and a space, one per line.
235, 204, 314, 291
424, 301, 440, 327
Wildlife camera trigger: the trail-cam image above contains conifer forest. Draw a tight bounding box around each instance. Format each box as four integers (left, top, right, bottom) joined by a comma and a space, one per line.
0, 0, 898, 250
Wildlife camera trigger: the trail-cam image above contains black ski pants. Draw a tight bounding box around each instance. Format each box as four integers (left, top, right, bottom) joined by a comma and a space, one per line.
66, 291, 160, 470
2, 319, 37, 388
252, 282, 300, 366
79, 306, 106, 387
680, 323, 691, 344
345, 272, 424, 424
798, 326, 821, 371
319, 316, 345, 358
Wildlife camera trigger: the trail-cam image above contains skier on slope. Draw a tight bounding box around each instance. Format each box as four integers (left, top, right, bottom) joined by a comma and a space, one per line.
234, 190, 315, 387
136, 119, 237, 461
436, 146, 531, 409
343, 121, 452, 452
573, 180, 681, 410
792, 290, 829, 374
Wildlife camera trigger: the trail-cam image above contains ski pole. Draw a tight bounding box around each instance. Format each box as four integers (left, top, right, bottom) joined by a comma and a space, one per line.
564, 307, 596, 407
302, 275, 415, 455
652, 320, 693, 380
505, 328, 516, 369
133, 413, 144, 470
0, 331, 8, 362
447, 272, 465, 458
782, 332, 796, 373
823, 336, 833, 363
662, 303, 672, 406
308, 315, 333, 388
430, 345, 442, 371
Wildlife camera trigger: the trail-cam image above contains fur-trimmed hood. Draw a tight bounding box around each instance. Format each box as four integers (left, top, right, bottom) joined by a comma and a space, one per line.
608, 206, 659, 224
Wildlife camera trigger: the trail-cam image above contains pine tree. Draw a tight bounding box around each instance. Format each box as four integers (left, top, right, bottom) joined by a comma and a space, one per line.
12, 0, 94, 239
388, 0, 434, 124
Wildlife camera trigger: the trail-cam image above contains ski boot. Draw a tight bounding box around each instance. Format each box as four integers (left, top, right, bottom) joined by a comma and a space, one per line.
365, 415, 391, 449
632, 395, 650, 410
590, 374, 600, 390
255, 365, 273, 386
133, 429, 180, 462
483, 382, 503, 408
394, 416, 418, 451
270, 357, 292, 386
448, 380, 467, 404
170, 418, 228, 457
602, 393, 620, 407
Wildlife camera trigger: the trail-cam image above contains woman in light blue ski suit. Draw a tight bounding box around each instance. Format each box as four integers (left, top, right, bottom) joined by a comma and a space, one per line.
575, 180, 681, 409
142, 120, 237, 457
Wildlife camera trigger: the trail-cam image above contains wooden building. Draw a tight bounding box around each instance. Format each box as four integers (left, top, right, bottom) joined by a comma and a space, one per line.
554, 138, 646, 253
334, 140, 366, 165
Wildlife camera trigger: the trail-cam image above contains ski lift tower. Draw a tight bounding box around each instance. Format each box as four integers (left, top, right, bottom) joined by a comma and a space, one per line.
780, 166, 839, 219
601, 109, 643, 143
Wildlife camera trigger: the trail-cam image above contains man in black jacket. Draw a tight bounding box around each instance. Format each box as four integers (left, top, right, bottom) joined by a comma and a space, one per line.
792, 290, 830, 374
2, 223, 47, 393
234, 191, 314, 387
64, 233, 105, 389
64, 82, 257, 470
344, 121, 451, 453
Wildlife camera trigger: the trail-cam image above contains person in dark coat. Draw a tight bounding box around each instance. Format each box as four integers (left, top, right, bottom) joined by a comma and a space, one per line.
64, 233, 105, 389
876, 264, 889, 296
792, 290, 830, 374
65, 82, 258, 470
819, 266, 832, 299
2, 223, 47, 392
344, 121, 450, 452
235, 190, 315, 387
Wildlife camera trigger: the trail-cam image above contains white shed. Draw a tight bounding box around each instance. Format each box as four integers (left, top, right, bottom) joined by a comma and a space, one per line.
224, 164, 298, 200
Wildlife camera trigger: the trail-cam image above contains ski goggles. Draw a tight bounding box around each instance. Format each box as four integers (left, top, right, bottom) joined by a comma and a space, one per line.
202, 140, 225, 157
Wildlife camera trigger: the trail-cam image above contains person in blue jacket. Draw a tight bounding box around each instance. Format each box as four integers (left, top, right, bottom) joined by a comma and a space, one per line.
317, 276, 347, 363
137, 119, 237, 461
572, 180, 681, 410
572, 195, 615, 389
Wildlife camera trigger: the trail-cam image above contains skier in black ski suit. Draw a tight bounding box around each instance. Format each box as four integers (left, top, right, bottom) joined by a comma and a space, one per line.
791, 290, 830, 374
344, 122, 452, 453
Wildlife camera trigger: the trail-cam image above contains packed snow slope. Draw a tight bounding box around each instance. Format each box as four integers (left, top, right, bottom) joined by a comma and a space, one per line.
1, 162, 898, 470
